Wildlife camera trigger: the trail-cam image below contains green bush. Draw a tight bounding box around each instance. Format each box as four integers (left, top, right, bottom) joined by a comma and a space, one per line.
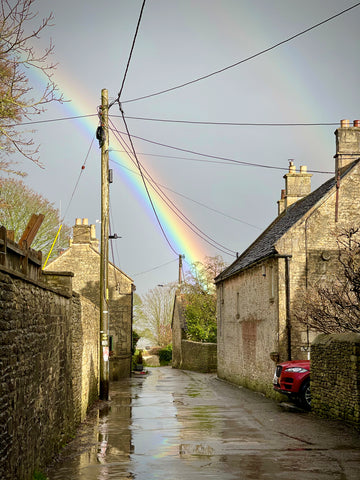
132, 349, 145, 370
184, 293, 217, 343
132, 330, 141, 354
158, 345, 172, 365
33, 471, 48, 480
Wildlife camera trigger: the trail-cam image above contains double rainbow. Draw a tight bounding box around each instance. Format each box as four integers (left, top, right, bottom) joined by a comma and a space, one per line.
29, 71, 207, 268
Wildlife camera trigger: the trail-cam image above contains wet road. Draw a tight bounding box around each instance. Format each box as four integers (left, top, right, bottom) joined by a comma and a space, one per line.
46, 367, 360, 479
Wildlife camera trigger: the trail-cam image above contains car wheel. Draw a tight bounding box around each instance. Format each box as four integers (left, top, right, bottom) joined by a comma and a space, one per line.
299, 379, 311, 410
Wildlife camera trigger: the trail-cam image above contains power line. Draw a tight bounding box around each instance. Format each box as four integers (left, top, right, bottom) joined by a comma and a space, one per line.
4, 114, 98, 127
132, 258, 178, 277
109, 0, 147, 108
122, 2, 360, 104
62, 135, 95, 222
4, 113, 341, 128
109, 120, 237, 256
159, 185, 263, 231
109, 156, 262, 230
110, 122, 237, 256
115, 109, 180, 256
116, 115, 339, 127
109, 129, 333, 174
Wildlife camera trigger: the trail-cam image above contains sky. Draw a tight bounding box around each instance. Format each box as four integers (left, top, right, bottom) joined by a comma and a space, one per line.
13, 0, 360, 296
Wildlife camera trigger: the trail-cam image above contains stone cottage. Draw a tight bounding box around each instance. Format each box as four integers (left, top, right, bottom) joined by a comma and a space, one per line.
215, 119, 360, 395
45, 218, 135, 379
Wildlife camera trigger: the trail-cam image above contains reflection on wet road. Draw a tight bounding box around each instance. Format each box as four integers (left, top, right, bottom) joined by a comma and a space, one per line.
46, 367, 360, 479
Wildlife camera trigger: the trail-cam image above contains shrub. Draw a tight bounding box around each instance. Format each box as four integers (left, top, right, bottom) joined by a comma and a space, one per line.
184, 293, 217, 343
132, 349, 145, 370
158, 345, 172, 365
33, 472, 48, 480
132, 330, 141, 354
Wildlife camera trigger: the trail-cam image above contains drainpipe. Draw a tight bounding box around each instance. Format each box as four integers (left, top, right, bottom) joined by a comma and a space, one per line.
130, 284, 135, 375
275, 254, 292, 360
285, 256, 291, 361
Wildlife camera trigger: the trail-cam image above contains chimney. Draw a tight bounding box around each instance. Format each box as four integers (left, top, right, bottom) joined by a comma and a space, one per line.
282, 162, 312, 211
277, 189, 286, 215
334, 119, 360, 174
90, 223, 99, 251
72, 218, 92, 244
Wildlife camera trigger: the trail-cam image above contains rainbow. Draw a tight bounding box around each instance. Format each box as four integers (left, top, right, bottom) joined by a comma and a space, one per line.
27, 70, 208, 269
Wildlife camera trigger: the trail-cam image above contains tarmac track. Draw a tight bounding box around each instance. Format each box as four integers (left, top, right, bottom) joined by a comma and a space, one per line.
46, 366, 360, 480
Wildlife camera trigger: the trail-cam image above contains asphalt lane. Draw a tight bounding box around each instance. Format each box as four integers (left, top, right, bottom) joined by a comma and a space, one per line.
46, 366, 360, 479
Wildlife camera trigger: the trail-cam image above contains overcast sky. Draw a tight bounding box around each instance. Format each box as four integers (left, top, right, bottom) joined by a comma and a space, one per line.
17, 0, 360, 296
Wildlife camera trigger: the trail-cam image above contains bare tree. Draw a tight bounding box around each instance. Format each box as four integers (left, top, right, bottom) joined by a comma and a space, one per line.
293, 227, 360, 334
0, 0, 64, 170
134, 283, 177, 347
183, 255, 227, 294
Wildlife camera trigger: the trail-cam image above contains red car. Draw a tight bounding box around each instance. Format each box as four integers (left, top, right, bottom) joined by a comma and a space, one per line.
273, 359, 311, 410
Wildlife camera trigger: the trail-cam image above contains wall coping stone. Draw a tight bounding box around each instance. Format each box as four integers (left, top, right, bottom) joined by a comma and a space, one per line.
312, 332, 360, 346
0, 264, 73, 299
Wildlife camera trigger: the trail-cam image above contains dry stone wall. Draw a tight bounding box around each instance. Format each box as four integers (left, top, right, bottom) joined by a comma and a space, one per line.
180, 340, 217, 373
0, 262, 99, 478
311, 333, 360, 428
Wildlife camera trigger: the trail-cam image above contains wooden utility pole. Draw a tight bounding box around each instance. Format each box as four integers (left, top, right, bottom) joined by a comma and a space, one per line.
178, 254, 184, 285
99, 88, 110, 400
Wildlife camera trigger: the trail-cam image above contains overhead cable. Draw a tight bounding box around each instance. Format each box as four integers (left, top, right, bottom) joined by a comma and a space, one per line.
62, 135, 95, 222
5, 114, 340, 128
115, 110, 180, 256
110, 120, 237, 256
132, 258, 178, 277
109, 0, 147, 109
4, 114, 98, 127
122, 2, 360, 104
109, 128, 333, 174
116, 115, 339, 127
110, 155, 262, 230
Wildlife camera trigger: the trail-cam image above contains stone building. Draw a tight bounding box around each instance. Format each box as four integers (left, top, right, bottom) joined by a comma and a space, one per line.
45, 218, 134, 379
215, 119, 360, 395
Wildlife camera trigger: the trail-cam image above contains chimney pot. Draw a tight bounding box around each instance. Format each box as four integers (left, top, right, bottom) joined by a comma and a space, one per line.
300, 165, 307, 173
75, 218, 81, 225
289, 161, 296, 173
82, 218, 88, 225
354, 120, 360, 127
340, 119, 350, 128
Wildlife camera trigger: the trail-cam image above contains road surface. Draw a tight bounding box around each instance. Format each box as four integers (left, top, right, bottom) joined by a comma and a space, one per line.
46, 366, 360, 479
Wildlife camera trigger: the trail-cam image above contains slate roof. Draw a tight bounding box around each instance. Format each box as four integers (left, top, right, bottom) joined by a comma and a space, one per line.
215, 171, 345, 283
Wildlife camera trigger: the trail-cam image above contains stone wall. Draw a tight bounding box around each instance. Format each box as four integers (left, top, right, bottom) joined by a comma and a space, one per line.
0, 249, 99, 478
311, 333, 360, 428
180, 340, 217, 373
